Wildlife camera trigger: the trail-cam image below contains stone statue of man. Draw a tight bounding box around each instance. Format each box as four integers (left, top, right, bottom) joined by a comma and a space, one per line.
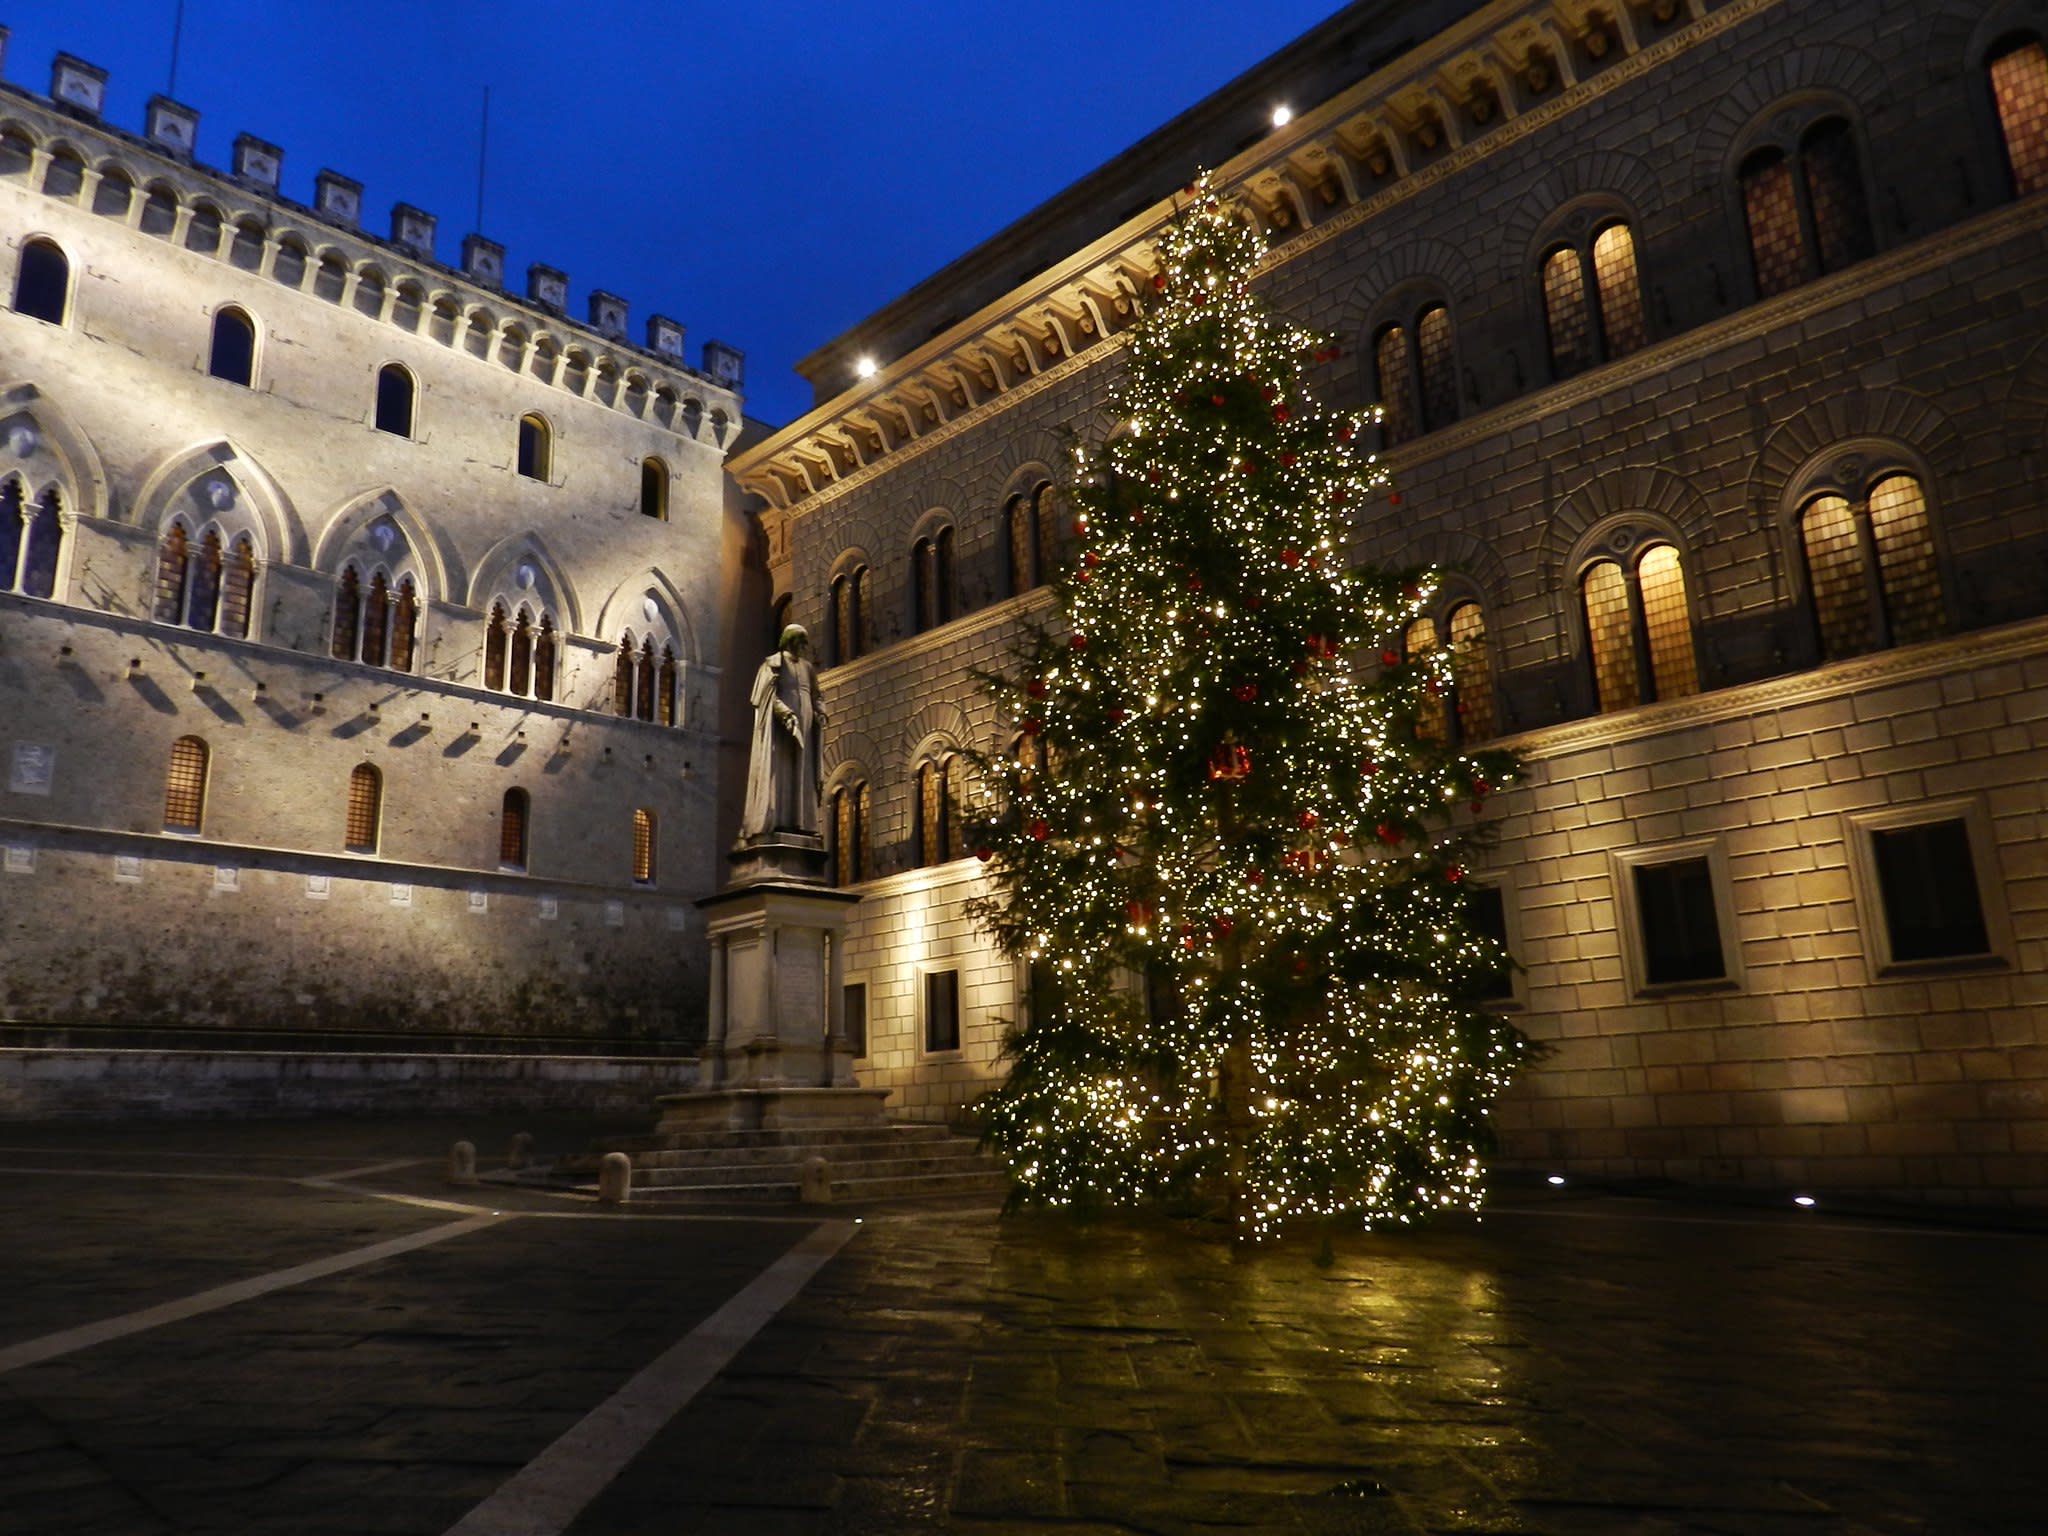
740, 624, 825, 839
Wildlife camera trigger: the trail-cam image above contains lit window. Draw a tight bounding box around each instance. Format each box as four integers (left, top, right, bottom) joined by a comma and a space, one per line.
640, 457, 668, 519
186, 529, 224, 632
1633, 858, 1726, 985
12, 238, 68, 325
219, 536, 255, 639
912, 528, 954, 634
611, 635, 673, 723
362, 572, 392, 667
155, 523, 191, 624
389, 578, 419, 672
152, 521, 248, 635
1739, 115, 1872, 299
209, 308, 256, 386
1542, 221, 1644, 379
1540, 247, 1592, 377
917, 756, 954, 867
332, 566, 361, 661
1446, 601, 1496, 743
832, 780, 869, 886
533, 615, 556, 701
1990, 37, 2048, 197
517, 414, 551, 480
1590, 224, 1647, 357
831, 563, 868, 663
164, 736, 209, 833
1374, 324, 1418, 446
481, 601, 554, 699
1580, 542, 1698, 714
345, 764, 382, 853
1404, 617, 1446, 744
1415, 305, 1457, 431
924, 969, 961, 1053
631, 808, 656, 885
1798, 471, 1944, 660
843, 982, 868, 1058
1033, 485, 1059, 585
375, 365, 415, 437
500, 788, 530, 870
1007, 494, 1036, 594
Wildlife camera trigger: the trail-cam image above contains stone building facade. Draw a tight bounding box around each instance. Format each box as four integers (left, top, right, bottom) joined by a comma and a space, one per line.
0, 49, 748, 1105
729, 0, 2048, 1205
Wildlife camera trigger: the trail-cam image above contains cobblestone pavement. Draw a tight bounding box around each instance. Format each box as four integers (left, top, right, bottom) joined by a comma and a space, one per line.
1, 1117, 2045, 1535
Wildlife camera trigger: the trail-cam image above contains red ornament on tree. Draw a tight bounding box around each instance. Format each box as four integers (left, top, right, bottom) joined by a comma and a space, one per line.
1337, 427, 1354, 442
1206, 743, 1253, 782
1388, 491, 1401, 506
1028, 820, 1050, 841
1376, 823, 1402, 845
1280, 548, 1301, 569
1186, 574, 1204, 591
1380, 649, 1401, 667
1280, 452, 1297, 467
976, 846, 994, 863
1022, 718, 1043, 736
1210, 393, 1225, 406
1026, 678, 1047, 699
1127, 900, 1153, 927
1273, 405, 1290, 423
1446, 865, 1465, 883
1108, 707, 1126, 724
1070, 633, 1088, 650
1232, 683, 1258, 702
1297, 809, 1319, 830
1152, 273, 1167, 289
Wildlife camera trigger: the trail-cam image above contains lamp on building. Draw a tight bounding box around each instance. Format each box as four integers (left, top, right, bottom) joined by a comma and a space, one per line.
1271, 104, 1293, 128
855, 356, 878, 379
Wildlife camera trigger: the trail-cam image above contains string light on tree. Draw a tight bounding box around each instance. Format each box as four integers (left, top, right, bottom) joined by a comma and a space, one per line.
963, 173, 1537, 1242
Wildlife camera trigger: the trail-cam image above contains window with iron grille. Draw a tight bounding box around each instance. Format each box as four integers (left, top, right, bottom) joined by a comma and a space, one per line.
164, 736, 209, 833
632, 808, 656, 885
345, 764, 381, 853
500, 788, 529, 870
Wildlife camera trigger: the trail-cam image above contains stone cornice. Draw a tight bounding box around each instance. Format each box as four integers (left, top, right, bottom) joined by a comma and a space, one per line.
818, 588, 1055, 691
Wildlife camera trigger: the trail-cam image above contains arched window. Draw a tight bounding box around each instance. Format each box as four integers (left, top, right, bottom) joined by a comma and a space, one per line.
1373, 302, 1458, 447
1540, 221, 1646, 379
92, 169, 134, 220
345, 764, 382, 853
640, 457, 668, 519
1989, 35, 2048, 197
510, 606, 535, 696
658, 647, 678, 726
185, 203, 222, 256
831, 780, 870, 886
361, 572, 393, 667
517, 413, 551, 480
532, 615, 555, 700
140, 186, 178, 239
1581, 543, 1700, 713
936, 527, 956, 624
41, 151, 84, 200
483, 602, 508, 691
375, 364, 415, 437
1739, 115, 1872, 299
631, 807, 657, 885
228, 218, 265, 272
611, 635, 674, 722
0, 479, 20, 592
155, 523, 191, 623
186, 529, 223, 632
912, 535, 936, 634
164, 736, 209, 833
1799, 471, 1944, 660
500, 787, 530, 870
219, 536, 255, 639
332, 566, 361, 660
1006, 494, 1037, 594
390, 578, 419, 672
916, 755, 954, 867
479, 600, 553, 699
12, 238, 68, 325
209, 307, 256, 386
830, 563, 868, 664
1405, 602, 1499, 748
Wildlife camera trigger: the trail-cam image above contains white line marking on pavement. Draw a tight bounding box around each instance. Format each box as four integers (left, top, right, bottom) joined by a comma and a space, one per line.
0, 1213, 505, 1375
302, 1158, 430, 1182
0, 1164, 288, 1183
442, 1219, 860, 1536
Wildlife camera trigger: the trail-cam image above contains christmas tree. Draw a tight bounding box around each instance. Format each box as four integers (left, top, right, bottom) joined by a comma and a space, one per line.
964, 176, 1538, 1242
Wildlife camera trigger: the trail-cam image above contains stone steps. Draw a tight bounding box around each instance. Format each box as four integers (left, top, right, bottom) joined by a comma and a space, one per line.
566, 1119, 1005, 1206
635, 1148, 988, 1188
628, 1167, 1011, 1205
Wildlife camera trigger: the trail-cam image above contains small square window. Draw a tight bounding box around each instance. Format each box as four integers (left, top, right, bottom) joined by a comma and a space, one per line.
843, 982, 868, 1059
1611, 839, 1741, 995
1845, 800, 2011, 975
1871, 820, 1990, 961
924, 969, 960, 1054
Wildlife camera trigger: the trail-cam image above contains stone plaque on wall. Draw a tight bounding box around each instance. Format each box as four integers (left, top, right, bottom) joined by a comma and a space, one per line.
3, 845, 33, 875
9, 742, 53, 795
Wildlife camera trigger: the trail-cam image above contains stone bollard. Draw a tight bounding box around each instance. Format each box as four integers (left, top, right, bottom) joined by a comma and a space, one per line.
799, 1154, 834, 1205
447, 1140, 477, 1186
598, 1151, 633, 1206
507, 1131, 535, 1171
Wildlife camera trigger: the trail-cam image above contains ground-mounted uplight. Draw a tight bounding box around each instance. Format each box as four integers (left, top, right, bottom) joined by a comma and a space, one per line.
1271, 104, 1293, 128
1546, 1174, 1566, 1186
855, 356, 878, 379
1793, 1194, 1816, 1208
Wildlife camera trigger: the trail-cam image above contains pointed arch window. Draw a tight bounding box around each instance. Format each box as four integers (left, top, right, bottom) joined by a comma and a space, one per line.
10, 485, 62, 599
389, 578, 419, 672
916, 754, 955, 867
483, 602, 508, 691
830, 563, 868, 663
631, 807, 657, 885
345, 763, 382, 853
0, 479, 20, 592
1799, 471, 1944, 661
155, 522, 191, 623
831, 780, 870, 886
613, 635, 675, 723
1990, 36, 2048, 197
517, 413, 551, 480
151, 521, 249, 634
12, 238, 69, 325
209, 307, 256, 386
640, 457, 668, 519
164, 736, 209, 833
510, 606, 536, 696
657, 647, 678, 726
186, 529, 224, 632
1581, 542, 1700, 714
375, 364, 415, 437
219, 537, 255, 639
1739, 116, 1872, 299
1541, 221, 1646, 379
500, 788, 530, 870
482, 600, 553, 699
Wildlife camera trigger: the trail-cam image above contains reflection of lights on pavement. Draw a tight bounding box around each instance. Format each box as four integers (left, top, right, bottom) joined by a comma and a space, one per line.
1793, 1194, 1816, 1208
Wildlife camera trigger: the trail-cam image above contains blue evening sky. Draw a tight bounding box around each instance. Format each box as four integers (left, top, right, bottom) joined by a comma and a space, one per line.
6, 2, 1345, 426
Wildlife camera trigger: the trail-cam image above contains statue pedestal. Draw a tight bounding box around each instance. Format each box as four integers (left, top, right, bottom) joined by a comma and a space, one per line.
656, 833, 883, 1133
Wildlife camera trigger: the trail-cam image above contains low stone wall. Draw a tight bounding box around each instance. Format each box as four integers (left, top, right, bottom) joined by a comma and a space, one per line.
0, 1048, 701, 1120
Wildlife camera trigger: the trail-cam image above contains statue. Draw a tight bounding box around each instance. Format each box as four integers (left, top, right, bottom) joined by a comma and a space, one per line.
740, 624, 824, 840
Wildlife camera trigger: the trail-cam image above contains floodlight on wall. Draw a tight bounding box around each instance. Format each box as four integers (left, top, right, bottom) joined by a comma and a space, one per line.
1271, 104, 1293, 128
855, 356, 878, 379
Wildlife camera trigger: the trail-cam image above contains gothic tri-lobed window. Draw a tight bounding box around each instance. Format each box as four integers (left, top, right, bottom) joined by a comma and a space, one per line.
483, 602, 557, 700
1990, 35, 2048, 197
1739, 116, 1873, 300
1541, 222, 1646, 379
164, 736, 209, 833
1581, 542, 1700, 714
830, 780, 870, 886
153, 522, 255, 638
613, 636, 678, 724
331, 564, 418, 670
0, 478, 64, 599
1798, 471, 1944, 661
344, 763, 382, 853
